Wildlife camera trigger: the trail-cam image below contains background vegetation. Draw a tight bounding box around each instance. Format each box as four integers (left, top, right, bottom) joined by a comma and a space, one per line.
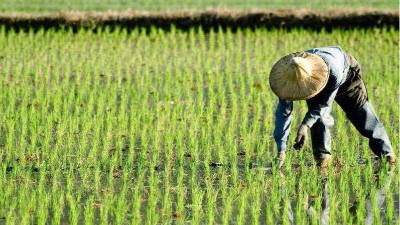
0, 0, 397, 12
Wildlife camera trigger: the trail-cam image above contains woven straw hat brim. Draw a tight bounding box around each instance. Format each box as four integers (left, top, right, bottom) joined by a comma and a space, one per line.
269, 52, 329, 101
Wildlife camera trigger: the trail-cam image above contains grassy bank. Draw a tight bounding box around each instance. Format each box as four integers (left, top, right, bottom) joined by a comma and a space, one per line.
1, 0, 398, 13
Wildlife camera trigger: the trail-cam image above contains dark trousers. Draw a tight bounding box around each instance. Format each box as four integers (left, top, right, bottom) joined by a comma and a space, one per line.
310, 54, 394, 160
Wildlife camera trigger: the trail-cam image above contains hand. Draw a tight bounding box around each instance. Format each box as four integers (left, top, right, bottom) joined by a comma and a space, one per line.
294, 124, 308, 150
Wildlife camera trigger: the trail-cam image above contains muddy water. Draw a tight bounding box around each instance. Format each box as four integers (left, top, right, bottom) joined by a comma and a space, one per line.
271, 163, 397, 225
2, 157, 397, 224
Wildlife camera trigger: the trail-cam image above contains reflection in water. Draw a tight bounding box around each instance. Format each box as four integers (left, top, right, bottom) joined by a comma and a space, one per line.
279, 171, 329, 225
304, 178, 329, 225
365, 167, 394, 225
277, 165, 394, 224
279, 171, 294, 224
321, 180, 330, 225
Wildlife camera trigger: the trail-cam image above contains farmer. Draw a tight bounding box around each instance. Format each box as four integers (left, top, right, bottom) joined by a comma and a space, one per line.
269, 46, 396, 168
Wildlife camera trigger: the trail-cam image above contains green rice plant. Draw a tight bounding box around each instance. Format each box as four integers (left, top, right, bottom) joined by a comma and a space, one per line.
0, 26, 397, 225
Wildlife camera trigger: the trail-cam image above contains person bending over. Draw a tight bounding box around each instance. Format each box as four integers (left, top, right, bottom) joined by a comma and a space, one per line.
269, 46, 396, 168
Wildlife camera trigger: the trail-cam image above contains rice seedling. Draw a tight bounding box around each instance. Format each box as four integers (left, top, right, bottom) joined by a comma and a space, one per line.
0, 26, 397, 225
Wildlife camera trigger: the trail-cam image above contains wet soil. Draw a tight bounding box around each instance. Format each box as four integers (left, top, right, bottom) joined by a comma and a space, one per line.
0, 9, 398, 32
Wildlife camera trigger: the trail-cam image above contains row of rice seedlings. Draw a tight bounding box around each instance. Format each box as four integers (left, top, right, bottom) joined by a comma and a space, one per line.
0, 26, 397, 224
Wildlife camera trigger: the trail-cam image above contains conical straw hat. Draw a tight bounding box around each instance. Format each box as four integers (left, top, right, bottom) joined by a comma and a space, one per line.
269, 52, 329, 100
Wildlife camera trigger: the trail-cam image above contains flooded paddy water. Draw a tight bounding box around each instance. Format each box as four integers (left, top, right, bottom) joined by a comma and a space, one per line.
0, 25, 398, 224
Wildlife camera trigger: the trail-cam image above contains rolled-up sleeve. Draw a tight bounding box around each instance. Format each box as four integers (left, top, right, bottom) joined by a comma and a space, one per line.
273, 99, 293, 151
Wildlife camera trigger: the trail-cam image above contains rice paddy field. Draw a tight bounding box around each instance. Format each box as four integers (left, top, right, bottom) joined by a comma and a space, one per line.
0, 25, 398, 224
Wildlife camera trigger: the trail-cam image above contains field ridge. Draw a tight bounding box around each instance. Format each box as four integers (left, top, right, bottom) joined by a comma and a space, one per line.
1, 9, 398, 31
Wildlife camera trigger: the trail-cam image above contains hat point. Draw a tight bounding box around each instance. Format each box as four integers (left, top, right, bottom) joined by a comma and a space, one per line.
291, 57, 312, 80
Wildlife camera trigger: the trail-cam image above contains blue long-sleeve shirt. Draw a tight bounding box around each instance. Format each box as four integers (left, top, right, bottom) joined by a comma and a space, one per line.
273, 46, 350, 151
